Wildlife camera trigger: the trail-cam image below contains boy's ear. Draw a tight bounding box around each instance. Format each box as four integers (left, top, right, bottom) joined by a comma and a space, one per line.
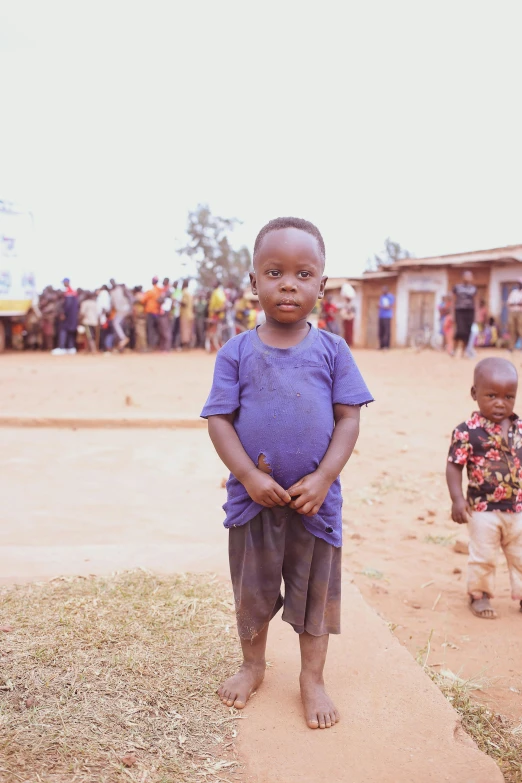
318, 276, 328, 299
249, 270, 257, 296
471, 385, 477, 401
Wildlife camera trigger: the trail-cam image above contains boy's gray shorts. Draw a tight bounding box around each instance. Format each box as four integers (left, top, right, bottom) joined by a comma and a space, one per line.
228, 506, 341, 640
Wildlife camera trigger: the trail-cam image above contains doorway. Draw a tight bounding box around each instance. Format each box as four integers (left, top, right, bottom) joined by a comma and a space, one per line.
407, 291, 436, 339
365, 296, 380, 348
501, 282, 519, 330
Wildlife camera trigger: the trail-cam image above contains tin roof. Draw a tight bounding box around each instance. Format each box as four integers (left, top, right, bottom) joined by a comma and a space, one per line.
356, 270, 399, 281
395, 244, 522, 268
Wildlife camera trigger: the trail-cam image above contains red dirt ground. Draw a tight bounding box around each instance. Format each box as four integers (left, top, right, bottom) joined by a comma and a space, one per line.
1, 347, 521, 725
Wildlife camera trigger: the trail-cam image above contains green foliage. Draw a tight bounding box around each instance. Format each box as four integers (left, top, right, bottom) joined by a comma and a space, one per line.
178, 204, 252, 289
366, 237, 412, 271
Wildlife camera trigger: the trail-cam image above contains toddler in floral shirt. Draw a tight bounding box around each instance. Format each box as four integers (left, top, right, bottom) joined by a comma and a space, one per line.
446, 357, 522, 619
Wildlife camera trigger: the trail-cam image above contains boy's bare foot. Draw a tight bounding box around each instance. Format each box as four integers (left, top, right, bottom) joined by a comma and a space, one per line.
469, 592, 497, 619
300, 673, 340, 729
218, 662, 265, 709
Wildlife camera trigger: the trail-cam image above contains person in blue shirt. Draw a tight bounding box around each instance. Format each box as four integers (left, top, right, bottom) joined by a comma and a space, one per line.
202, 217, 373, 730
378, 286, 395, 349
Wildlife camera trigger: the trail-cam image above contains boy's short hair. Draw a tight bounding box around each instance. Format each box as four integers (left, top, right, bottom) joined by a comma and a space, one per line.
253, 217, 326, 263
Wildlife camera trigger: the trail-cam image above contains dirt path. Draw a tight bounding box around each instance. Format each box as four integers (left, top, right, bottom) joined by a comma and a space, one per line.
0, 351, 214, 417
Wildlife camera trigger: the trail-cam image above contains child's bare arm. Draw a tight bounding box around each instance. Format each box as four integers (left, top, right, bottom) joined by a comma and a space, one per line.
446, 462, 470, 524
207, 414, 291, 508
287, 404, 360, 516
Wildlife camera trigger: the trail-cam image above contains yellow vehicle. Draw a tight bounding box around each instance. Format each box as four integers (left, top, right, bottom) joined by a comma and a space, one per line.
0, 201, 37, 352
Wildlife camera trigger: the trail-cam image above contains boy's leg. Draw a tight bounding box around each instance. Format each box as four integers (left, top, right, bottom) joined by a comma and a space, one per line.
299, 632, 339, 729
500, 511, 522, 604
220, 511, 285, 709
281, 514, 341, 728
468, 511, 501, 617
218, 624, 269, 709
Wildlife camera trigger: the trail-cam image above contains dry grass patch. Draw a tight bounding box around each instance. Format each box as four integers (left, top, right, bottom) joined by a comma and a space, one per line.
0, 571, 242, 783
431, 670, 522, 783
417, 642, 522, 783
416, 634, 522, 782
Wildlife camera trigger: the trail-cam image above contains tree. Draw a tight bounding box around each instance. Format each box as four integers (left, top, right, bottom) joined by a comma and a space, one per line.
366, 238, 412, 271
177, 204, 252, 289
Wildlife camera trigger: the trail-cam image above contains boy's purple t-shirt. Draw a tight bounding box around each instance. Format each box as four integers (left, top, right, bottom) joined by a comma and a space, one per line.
201, 325, 373, 547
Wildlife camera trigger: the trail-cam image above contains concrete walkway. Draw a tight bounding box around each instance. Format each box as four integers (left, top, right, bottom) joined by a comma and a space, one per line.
1, 426, 502, 782
240, 580, 502, 783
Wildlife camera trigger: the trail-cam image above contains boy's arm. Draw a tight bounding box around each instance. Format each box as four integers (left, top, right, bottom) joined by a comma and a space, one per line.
207, 414, 291, 508
446, 462, 470, 524
287, 404, 360, 516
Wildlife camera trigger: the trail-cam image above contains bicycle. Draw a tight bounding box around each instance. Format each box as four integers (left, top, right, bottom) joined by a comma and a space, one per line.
409, 325, 443, 351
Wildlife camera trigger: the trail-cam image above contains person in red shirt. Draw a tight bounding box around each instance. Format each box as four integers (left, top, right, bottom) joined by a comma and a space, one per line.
322, 294, 340, 335
447, 358, 522, 619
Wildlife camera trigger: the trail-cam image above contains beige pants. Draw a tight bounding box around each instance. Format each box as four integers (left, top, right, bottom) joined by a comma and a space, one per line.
468, 511, 522, 598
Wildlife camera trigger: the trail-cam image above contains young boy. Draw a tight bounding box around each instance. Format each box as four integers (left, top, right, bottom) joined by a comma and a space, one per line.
201, 217, 373, 729
447, 357, 522, 619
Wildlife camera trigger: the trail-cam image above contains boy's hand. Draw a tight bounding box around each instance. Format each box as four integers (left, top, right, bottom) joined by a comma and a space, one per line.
287, 470, 331, 516
451, 498, 471, 525
242, 469, 291, 508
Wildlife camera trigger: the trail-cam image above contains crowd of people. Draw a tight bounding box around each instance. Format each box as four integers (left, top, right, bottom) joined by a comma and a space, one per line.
8, 276, 359, 353
8, 277, 267, 354
12, 269, 522, 356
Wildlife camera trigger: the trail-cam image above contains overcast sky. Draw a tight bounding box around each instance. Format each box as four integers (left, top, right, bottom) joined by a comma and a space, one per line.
1, 0, 521, 288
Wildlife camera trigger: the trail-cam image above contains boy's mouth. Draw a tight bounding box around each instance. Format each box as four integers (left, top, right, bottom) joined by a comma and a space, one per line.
277, 300, 299, 310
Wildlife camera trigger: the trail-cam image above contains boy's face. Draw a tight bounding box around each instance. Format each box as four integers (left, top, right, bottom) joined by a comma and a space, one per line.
472, 374, 518, 423
250, 228, 326, 325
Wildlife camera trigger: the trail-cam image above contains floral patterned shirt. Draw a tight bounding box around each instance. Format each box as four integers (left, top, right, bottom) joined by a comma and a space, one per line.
448, 412, 522, 513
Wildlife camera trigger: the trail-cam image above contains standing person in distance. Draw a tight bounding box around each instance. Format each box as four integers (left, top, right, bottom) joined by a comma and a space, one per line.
110, 280, 132, 351
142, 276, 163, 350
208, 280, 227, 349
79, 292, 99, 353
378, 286, 394, 350
171, 280, 183, 351
507, 279, 522, 352
158, 278, 173, 352
179, 279, 194, 349
52, 278, 79, 355
132, 287, 148, 352
452, 270, 477, 358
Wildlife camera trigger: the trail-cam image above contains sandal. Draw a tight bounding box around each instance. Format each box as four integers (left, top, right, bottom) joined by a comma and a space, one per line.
469, 593, 497, 619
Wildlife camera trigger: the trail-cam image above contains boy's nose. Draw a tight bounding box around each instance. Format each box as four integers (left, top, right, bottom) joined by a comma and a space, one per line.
280, 278, 297, 291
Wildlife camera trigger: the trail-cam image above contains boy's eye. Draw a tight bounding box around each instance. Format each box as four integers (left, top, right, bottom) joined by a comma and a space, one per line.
267, 270, 281, 278
298, 271, 312, 279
